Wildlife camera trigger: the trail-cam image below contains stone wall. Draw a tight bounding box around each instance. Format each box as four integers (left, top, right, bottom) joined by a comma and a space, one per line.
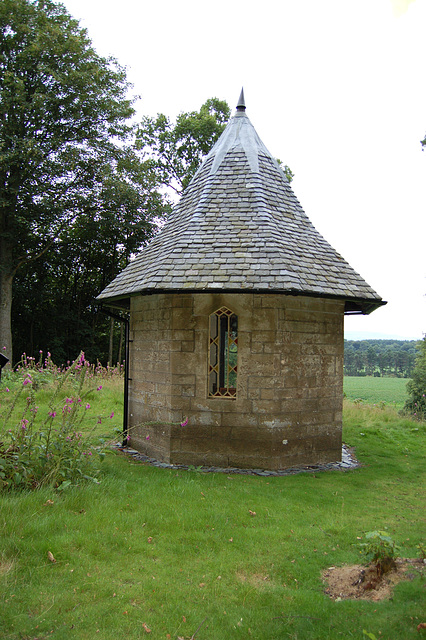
128, 292, 344, 469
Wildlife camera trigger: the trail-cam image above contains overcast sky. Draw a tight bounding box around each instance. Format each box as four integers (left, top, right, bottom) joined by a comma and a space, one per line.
62, 0, 426, 340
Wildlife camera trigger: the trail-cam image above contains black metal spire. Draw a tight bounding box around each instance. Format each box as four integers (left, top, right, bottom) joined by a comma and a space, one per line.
236, 87, 246, 112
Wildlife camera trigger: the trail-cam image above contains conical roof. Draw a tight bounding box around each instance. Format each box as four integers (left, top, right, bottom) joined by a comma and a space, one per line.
97, 94, 385, 314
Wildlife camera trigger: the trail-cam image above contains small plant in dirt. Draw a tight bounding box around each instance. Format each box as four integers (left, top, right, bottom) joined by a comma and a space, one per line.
358, 531, 399, 576
0, 352, 112, 492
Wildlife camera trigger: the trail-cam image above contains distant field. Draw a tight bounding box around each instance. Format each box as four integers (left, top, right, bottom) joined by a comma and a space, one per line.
343, 375, 409, 408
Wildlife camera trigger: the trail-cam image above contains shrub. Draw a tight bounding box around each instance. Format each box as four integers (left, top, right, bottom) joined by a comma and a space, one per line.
404, 336, 426, 419
0, 353, 108, 491
358, 531, 399, 576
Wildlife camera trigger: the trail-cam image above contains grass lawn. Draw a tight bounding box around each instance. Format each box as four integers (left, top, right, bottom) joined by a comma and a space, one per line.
1, 376, 425, 640
344, 376, 409, 409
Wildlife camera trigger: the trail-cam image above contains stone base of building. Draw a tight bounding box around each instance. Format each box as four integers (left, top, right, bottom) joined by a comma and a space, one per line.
114, 443, 359, 475
127, 292, 344, 472
130, 428, 342, 471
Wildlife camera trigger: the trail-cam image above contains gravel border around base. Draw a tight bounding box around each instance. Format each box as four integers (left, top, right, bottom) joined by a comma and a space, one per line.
112, 443, 360, 476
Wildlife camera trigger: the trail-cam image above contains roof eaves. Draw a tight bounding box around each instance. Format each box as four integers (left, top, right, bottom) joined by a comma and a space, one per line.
96, 286, 386, 315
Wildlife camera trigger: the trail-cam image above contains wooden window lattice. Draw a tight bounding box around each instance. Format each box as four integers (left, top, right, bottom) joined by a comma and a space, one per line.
208, 307, 238, 398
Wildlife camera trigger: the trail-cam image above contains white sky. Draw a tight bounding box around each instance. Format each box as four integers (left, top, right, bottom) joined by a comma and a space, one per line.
63, 0, 426, 340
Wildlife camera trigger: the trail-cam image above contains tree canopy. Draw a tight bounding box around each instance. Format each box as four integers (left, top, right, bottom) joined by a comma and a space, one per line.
136, 99, 294, 196
0, 0, 152, 361
344, 339, 417, 378
3, 1, 302, 365
12, 145, 166, 363
136, 98, 231, 196
11, 99, 234, 364
2, 0, 235, 366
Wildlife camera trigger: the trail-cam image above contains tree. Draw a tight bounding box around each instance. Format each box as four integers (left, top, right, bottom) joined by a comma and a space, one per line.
0, 0, 137, 362
11, 147, 166, 363
366, 345, 377, 375
136, 98, 232, 196
405, 336, 426, 418
136, 99, 294, 198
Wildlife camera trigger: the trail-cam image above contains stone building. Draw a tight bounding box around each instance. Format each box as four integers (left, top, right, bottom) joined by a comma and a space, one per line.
97, 92, 385, 470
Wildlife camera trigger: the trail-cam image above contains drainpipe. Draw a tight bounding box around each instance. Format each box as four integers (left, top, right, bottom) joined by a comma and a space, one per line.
0, 353, 9, 382
96, 306, 130, 447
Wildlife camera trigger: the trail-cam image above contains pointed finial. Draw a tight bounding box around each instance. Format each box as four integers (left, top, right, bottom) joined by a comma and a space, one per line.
236, 88, 246, 112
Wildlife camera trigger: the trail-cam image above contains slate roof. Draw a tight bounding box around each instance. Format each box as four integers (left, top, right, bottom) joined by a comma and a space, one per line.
97, 93, 385, 314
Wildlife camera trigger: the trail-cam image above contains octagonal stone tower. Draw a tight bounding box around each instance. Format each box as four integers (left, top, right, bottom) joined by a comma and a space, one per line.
97, 91, 385, 470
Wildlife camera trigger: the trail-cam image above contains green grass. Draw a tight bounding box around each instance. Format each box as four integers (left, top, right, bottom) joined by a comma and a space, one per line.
344, 376, 409, 409
0, 379, 425, 640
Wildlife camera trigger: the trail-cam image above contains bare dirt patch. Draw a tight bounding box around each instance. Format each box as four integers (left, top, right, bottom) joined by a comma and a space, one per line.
322, 558, 425, 601
236, 571, 271, 589
0, 557, 14, 577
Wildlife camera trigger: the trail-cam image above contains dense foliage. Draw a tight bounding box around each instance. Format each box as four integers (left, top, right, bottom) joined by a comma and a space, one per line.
0, 0, 152, 362
11, 96, 231, 365
11, 146, 165, 364
1, 0, 232, 366
404, 336, 426, 418
0, 352, 115, 491
136, 97, 231, 195
344, 339, 418, 378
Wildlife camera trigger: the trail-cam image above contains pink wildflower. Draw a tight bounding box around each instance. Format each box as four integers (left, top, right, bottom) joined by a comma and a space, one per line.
86, 403, 91, 410
48, 411, 57, 418
97, 418, 102, 424
180, 419, 188, 427
5, 388, 9, 392
146, 435, 150, 440
110, 411, 114, 418
126, 434, 131, 441
97, 385, 102, 391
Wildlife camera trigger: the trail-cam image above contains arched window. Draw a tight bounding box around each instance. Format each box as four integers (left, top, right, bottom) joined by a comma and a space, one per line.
208, 307, 238, 398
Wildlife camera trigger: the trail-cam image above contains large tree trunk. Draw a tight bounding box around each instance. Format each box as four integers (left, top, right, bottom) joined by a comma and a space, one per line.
0, 239, 13, 365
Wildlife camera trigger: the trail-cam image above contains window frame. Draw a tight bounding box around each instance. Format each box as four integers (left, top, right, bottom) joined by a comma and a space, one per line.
208, 306, 238, 398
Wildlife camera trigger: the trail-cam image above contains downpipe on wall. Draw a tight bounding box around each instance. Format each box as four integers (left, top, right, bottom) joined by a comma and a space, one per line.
96, 306, 130, 447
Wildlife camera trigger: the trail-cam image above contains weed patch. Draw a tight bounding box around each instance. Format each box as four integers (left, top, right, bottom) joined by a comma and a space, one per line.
0, 354, 119, 491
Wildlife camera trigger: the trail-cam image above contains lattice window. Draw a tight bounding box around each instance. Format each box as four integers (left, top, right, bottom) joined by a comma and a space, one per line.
208, 307, 238, 398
